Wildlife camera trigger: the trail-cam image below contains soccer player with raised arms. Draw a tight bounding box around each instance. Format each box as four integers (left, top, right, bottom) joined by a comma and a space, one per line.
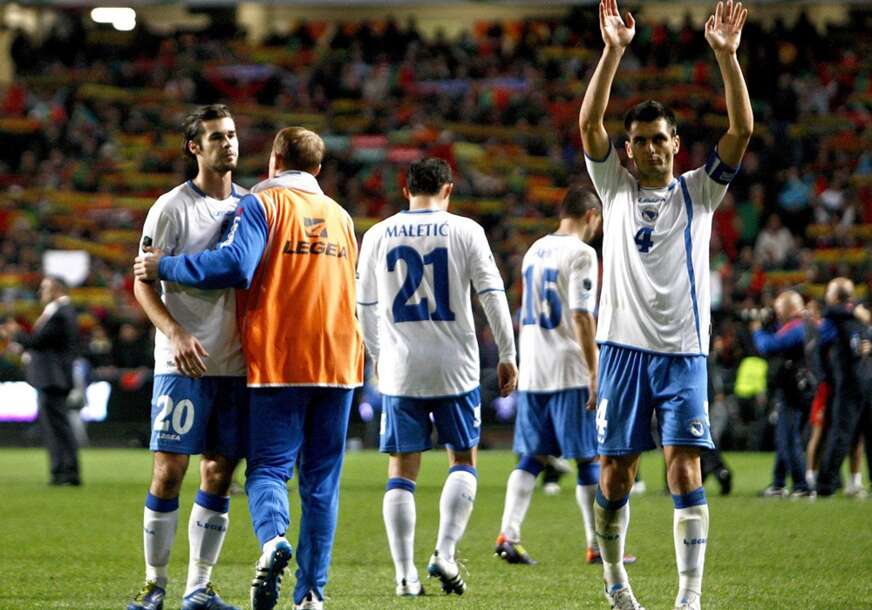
356, 158, 517, 598
128, 104, 247, 610
579, 1, 752, 609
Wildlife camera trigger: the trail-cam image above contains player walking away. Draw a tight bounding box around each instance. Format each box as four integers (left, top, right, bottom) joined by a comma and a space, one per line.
579, 1, 752, 608
356, 158, 517, 598
494, 186, 635, 567
136, 126, 363, 610
128, 104, 247, 610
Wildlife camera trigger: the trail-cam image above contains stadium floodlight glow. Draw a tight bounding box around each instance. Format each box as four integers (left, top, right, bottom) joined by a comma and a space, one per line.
90, 7, 136, 32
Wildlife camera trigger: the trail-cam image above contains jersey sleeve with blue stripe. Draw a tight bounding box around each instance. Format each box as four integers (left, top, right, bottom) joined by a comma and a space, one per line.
159, 194, 269, 289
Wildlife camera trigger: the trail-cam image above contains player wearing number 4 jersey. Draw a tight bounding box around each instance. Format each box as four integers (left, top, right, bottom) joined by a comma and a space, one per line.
357, 158, 517, 598
580, 1, 753, 609
129, 104, 246, 610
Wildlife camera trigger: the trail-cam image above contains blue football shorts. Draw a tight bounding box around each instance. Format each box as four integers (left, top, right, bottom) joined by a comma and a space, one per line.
379, 387, 481, 453
596, 344, 714, 455
513, 388, 597, 460
149, 374, 248, 459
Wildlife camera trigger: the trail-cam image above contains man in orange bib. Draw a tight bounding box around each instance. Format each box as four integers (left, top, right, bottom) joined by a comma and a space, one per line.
135, 127, 363, 610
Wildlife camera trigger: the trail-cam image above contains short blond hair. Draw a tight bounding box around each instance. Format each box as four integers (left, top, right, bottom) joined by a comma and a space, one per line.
272, 127, 324, 173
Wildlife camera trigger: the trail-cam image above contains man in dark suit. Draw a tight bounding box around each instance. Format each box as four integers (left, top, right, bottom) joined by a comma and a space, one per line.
6, 276, 81, 485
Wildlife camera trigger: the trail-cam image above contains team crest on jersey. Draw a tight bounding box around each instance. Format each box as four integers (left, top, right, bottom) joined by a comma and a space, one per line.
304, 217, 328, 238
688, 419, 705, 438
583, 279, 592, 291
641, 208, 659, 222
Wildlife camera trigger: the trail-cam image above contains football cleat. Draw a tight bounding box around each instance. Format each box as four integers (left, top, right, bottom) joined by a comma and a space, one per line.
250, 539, 293, 610
605, 584, 646, 610
674, 592, 701, 610
294, 591, 324, 610
396, 577, 425, 597
586, 547, 638, 565
760, 485, 788, 497
127, 580, 166, 610
426, 551, 466, 595
494, 534, 537, 565
844, 484, 869, 499
181, 583, 239, 610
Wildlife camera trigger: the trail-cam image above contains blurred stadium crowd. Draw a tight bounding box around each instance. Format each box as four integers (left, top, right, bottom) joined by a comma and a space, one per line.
0, 7, 870, 452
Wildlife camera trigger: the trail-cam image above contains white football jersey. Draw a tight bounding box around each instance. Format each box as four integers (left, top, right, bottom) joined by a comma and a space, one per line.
518, 234, 598, 392
585, 145, 737, 355
357, 209, 507, 397
139, 180, 247, 376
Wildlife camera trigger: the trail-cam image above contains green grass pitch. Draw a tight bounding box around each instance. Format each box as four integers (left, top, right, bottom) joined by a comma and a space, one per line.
1, 448, 870, 609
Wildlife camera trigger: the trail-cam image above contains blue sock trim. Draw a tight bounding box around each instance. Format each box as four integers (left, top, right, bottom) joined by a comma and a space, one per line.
449, 464, 477, 478
672, 487, 707, 509
145, 492, 179, 513
595, 486, 628, 511
577, 462, 601, 486
195, 489, 230, 513
385, 477, 416, 493
517, 455, 545, 476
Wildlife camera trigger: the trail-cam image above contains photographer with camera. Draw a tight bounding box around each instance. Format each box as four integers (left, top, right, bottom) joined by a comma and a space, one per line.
751, 290, 816, 497
815, 278, 872, 497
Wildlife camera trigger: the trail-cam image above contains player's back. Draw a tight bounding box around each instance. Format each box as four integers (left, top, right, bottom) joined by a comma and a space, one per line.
518, 234, 598, 393
141, 181, 247, 376
358, 210, 505, 397
239, 172, 363, 388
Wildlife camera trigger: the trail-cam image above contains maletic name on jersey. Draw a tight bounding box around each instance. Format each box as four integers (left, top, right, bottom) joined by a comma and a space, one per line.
385, 222, 450, 238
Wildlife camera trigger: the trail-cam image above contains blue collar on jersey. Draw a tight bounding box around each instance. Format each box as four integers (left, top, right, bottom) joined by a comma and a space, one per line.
187, 179, 240, 200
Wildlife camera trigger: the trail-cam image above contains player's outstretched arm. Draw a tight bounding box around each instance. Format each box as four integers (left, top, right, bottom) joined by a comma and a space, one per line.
579, 0, 635, 161
136, 195, 268, 290
705, 0, 753, 167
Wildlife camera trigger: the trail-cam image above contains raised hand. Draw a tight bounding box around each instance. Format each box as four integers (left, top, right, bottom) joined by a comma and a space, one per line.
705, 0, 748, 55
599, 0, 635, 49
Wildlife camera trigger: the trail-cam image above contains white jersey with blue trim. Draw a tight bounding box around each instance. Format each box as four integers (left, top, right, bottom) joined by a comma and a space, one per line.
140, 180, 247, 376
518, 233, 599, 392
585, 145, 737, 355
357, 209, 508, 397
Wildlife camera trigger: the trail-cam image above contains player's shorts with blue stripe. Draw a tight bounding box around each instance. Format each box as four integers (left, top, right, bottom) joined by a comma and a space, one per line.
380, 387, 481, 453
513, 388, 597, 460
149, 375, 248, 459
596, 344, 714, 455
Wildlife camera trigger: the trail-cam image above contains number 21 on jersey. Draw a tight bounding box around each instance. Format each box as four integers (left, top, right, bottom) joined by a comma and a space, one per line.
387, 245, 456, 323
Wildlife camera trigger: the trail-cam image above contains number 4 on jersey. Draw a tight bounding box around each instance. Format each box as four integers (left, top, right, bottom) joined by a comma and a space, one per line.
634, 227, 654, 253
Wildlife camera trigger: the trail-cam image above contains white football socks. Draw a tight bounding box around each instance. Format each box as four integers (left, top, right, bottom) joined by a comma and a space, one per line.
185, 492, 230, 596
383, 479, 418, 584
143, 494, 179, 588
435, 467, 477, 560
673, 488, 709, 605
500, 468, 536, 542
594, 489, 630, 589
576, 484, 599, 551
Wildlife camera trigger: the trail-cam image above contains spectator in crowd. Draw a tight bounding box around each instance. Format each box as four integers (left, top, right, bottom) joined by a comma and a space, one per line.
4, 276, 81, 486
754, 214, 795, 269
